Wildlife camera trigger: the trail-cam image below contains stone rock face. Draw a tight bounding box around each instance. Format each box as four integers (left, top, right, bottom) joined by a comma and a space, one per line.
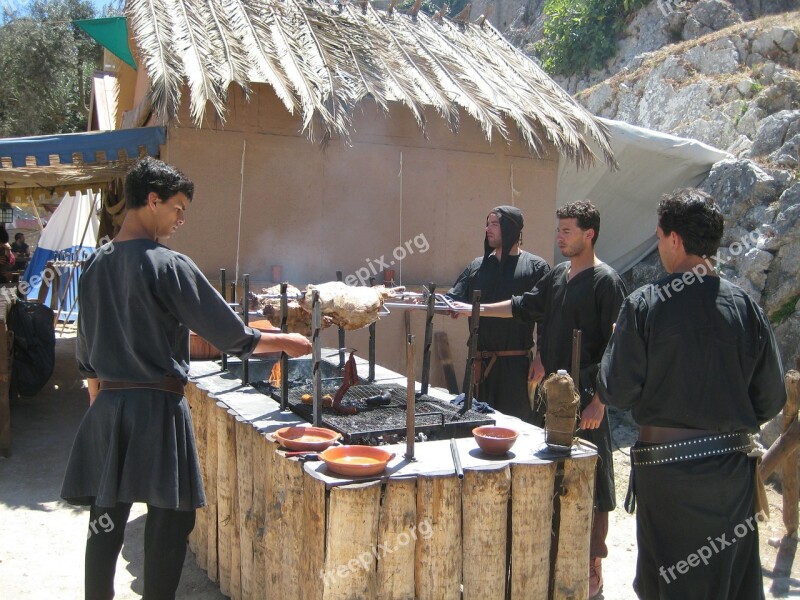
682, 0, 743, 40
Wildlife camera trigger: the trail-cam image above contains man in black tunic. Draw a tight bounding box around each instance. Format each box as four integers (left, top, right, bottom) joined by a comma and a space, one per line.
480, 201, 626, 598
61, 158, 312, 600
447, 206, 550, 421
597, 188, 785, 599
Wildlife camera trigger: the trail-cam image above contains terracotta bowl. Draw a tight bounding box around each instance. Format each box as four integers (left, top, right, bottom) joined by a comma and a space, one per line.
273, 426, 341, 452
319, 445, 396, 477
473, 425, 519, 455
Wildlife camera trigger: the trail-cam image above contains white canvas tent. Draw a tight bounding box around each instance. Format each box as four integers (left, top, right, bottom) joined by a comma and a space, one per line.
558, 118, 732, 273
22, 190, 100, 321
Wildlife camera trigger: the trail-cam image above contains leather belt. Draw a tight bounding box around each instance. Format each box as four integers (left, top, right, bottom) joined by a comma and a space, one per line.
98, 376, 185, 396
475, 350, 530, 382
637, 425, 718, 444
631, 432, 752, 467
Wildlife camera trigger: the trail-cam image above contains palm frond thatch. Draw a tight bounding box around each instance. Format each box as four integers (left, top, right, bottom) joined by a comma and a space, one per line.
128, 0, 614, 167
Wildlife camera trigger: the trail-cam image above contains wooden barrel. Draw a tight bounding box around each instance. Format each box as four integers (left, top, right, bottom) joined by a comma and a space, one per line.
190, 331, 222, 360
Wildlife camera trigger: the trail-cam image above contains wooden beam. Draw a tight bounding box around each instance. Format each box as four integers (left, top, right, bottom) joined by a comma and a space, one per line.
415, 475, 462, 600
376, 479, 417, 599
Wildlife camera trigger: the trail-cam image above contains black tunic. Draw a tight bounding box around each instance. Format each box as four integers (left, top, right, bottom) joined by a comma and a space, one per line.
62, 239, 262, 510
448, 251, 550, 420
598, 274, 785, 599
511, 261, 627, 512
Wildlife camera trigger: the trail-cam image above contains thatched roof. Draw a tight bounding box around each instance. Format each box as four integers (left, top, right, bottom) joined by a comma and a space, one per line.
127, 0, 615, 168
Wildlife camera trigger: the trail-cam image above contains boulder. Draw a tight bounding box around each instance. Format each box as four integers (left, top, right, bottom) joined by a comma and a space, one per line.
682, 0, 743, 40
749, 109, 800, 156
701, 159, 781, 221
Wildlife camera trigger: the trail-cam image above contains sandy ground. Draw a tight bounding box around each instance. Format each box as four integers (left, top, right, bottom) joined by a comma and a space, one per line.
0, 330, 797, 599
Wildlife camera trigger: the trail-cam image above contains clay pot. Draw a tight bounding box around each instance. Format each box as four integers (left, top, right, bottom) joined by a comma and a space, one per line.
189, 331, 221, 360
472, 425, 519, 455
319, 445, 395, 477
273, 426, 341, 452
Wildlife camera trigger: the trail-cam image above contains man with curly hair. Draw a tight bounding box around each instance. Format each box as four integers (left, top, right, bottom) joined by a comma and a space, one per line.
598, 188, 785, 599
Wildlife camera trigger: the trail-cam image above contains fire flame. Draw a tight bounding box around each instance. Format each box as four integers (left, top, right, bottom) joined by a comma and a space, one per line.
269, 361, 282, 387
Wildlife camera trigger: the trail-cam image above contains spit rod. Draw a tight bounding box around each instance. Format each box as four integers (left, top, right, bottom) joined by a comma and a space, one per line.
220, 269, 227, 370
421, 282, 436, 395
312, 291, 322, 427
405, 334, 416, 461
279, 282, 289, 411
337, 270, 345, 368
571, 329, 582, 394
462, 290, 481, 412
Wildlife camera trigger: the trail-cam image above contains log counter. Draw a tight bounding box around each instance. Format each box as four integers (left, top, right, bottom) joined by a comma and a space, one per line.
186, 354, 598, 600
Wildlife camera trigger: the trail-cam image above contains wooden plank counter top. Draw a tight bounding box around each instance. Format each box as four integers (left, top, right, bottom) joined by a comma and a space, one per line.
187, 352, 598, 600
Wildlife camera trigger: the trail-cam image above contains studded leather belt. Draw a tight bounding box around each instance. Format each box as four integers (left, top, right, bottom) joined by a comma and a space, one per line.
631, 431, 752, 467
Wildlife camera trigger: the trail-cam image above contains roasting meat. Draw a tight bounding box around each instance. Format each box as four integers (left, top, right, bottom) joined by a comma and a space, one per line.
250, 284, 331, 336
301, 282, 404, 330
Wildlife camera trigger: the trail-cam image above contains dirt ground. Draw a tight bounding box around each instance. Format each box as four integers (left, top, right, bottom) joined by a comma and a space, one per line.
0, 330, 797, 599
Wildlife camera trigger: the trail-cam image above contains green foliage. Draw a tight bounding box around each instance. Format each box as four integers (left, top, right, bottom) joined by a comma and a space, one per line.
770, 295, 799, 326
535, 0, 650, 76
0, 0, 101, 137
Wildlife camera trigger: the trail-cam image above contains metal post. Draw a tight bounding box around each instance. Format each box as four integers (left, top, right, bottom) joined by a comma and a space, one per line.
279, 282, 289, 411
463, 290, 481, 412
368, 276, 376, 382
242, 274, 250, 385
336, 270, 345, 368
405, 334, 416, 461
312, 291, 322, 427
220, 268, 227, 370
421, 282, 436, 395
571, 329, 582, 392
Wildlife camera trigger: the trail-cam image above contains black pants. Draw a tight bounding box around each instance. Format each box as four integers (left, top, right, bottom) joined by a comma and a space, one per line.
85, 503, 196, 600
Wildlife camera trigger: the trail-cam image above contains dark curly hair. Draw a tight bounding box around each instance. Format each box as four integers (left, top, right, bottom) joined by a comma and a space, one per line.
125, 156, 194, 209
657, 188, 723, 258
556, 200, 600, 246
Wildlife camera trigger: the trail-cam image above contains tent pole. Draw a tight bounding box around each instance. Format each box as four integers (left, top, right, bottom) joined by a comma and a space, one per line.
57, 190, 98, 330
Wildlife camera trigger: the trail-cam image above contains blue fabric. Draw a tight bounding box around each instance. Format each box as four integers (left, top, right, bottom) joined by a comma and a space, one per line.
450, 393, 495, 414
22, 246, 94, 321
0, 127, 165, 168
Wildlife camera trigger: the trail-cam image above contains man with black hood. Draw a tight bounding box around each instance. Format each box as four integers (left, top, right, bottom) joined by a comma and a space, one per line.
447, 206, 550, 421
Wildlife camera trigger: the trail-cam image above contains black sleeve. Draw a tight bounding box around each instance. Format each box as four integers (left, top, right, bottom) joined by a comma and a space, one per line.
582, 270, 628, 395
749, 307, 786, 424
156, 254, 261, 359
598, 294, 648, 410
512, 268, 552, 323
447, 263, 474, 303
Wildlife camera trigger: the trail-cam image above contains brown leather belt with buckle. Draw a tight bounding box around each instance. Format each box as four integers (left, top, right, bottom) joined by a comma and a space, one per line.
98, 376, 185, 396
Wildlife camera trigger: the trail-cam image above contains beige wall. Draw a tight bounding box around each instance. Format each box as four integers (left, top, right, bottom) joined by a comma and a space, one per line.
163, 84, 559, 389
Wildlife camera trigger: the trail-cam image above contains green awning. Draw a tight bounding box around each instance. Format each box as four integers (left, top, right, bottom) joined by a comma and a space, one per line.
73, 17, 136, 70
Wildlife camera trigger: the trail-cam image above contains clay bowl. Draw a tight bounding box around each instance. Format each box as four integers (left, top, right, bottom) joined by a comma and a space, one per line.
319, 445, 396, 477
473, 425, 519, 455
273, 426, 341, 452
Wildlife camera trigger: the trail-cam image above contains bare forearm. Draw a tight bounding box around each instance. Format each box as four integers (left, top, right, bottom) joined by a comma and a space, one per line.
480, 300, 513, 318
254, 332, 312, 357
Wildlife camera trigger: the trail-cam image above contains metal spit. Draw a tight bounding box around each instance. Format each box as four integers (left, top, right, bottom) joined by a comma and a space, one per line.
279, 282, 289, 411
461, 290, 481, 412
220, 269, 227, 371
311, 290, 322, 426
368, 276, 376, 382
405, 333, 416, 461
242, 274, 250, 385
420, 283, 436, 395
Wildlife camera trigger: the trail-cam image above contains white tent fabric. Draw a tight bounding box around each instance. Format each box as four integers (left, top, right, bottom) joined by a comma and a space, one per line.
22, 190, 100, 319
557, 118, 732, 274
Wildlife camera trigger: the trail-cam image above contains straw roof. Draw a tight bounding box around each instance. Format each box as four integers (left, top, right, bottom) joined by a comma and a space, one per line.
127, 0, 615, 168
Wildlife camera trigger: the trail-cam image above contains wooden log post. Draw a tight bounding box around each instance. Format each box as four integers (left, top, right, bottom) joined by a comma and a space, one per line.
302, 473, 327, 599
206, 396, 219, 583
250, 430, 268, 599
376, 479, 417, 599
552, 455, 597, 600
780, 370, 799, 535
265, 450, 305, 597
186, 385, 207, 568
235, 419, 255, 599
415, 475, 462, 600
462, 466, 511, 599
322, 480, 382, 599
510, 462, 558, 599
216, 404, 235, 597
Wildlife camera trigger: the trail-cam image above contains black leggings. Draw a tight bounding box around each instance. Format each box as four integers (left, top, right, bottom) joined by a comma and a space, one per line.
85, 503, 196, 600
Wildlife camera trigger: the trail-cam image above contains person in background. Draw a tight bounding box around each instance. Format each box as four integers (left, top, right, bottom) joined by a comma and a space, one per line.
0, 226, 16, 282
447, 205, 550, 421
598, 188, 785, 599
11, 232, 29, 272
478, 200, 626, 599
61, 157, 312, 600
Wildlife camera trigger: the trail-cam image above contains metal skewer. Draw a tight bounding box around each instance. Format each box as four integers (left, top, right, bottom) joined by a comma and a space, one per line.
220, 268, 227, 370
311, 291, 322, 427
279, 282, 289, 411
242, 274, 250, 385
421, 282, 436, 395
405, 334, 416, 461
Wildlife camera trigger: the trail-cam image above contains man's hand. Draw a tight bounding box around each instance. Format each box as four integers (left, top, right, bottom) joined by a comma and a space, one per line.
87, 378, 99, 406
448, 300, 471, 319
579, 394, 605, 430
528, 352, 545, 384
280, 333, 313, 357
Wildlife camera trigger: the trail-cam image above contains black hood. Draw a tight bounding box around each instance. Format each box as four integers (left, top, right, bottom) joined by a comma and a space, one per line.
484, 205, 524, 269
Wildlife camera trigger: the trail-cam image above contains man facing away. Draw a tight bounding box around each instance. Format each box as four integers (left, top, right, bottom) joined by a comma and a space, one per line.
598, 188, 785, 599
447, 205, 550, 421
479, 200, 626, 599
61, 157, 311, 599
